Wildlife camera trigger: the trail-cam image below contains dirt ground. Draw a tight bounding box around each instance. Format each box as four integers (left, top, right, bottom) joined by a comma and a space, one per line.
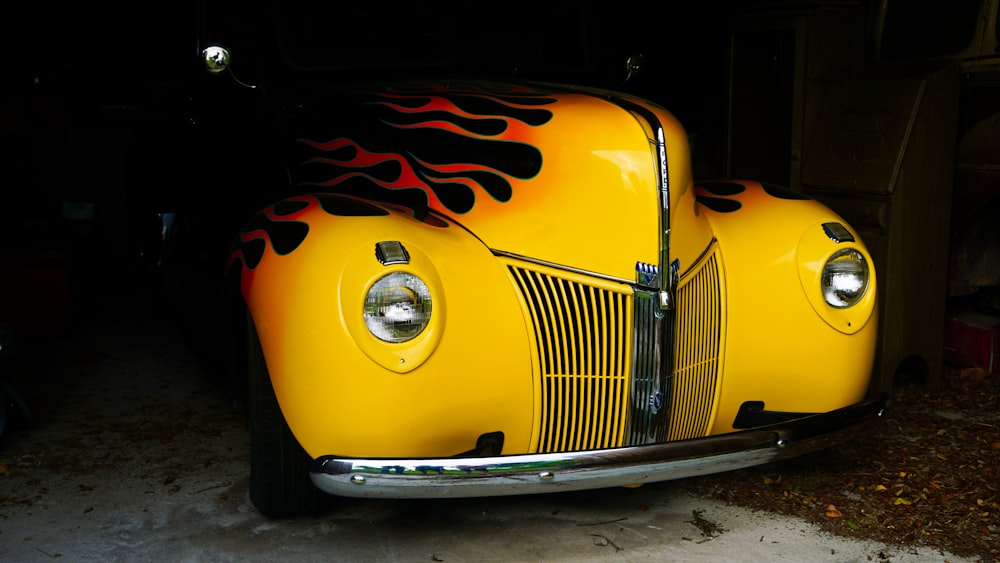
692, 366, 1000, 562
0, 294, 987, 561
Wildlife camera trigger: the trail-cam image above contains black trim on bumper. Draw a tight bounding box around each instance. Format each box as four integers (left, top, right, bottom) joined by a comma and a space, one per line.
732, 401, 813, 429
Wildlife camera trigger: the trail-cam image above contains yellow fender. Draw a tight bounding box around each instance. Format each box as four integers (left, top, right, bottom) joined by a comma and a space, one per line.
228, 194, 535, 458
693, 181, 878, 433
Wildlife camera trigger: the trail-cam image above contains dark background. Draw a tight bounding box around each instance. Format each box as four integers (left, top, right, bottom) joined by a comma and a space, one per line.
0, 1, 739, 325
2, 0, 998, 392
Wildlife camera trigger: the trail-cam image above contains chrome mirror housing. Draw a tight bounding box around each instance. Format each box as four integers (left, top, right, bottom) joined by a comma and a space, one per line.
201, 45, 257, 89
202, 45, 231, 74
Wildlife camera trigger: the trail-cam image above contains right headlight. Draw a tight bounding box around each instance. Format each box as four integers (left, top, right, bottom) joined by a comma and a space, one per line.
821, 249, 869, 308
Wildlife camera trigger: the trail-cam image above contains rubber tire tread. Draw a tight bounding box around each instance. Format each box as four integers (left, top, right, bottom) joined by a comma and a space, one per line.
246, 312, 333, 518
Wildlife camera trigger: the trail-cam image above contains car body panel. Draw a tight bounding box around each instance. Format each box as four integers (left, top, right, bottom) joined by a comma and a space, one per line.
691, 181, 878, 434
231, 195, 537, 457
224, 78, 879, 499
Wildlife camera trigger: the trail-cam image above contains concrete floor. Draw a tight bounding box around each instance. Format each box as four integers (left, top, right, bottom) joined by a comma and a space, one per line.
0, 294, 970, 562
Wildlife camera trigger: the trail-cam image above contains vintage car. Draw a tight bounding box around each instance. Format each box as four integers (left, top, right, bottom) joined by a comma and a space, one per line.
192, 3, 885, 518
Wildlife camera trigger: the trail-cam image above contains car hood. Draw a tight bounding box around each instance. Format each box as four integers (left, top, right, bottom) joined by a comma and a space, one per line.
284, 79, 693, 281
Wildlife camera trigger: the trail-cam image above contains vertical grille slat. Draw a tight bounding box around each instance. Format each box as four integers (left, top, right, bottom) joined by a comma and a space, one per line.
509, 265, 631, 453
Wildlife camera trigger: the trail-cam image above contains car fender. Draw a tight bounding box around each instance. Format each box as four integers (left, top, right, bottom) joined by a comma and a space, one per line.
227, 193, 536, 458
693, 181, 878, 432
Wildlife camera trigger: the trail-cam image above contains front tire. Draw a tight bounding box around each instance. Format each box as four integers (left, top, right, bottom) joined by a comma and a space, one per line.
246, 311, 334, 518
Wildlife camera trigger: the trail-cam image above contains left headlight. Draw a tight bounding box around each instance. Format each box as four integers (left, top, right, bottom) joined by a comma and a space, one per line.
364, 272, 433, 342
821, 249, 869, 308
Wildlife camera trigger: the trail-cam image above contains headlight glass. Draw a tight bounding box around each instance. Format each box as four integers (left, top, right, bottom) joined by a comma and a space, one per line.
821, 249, 869, 308
364, 272, 432, 342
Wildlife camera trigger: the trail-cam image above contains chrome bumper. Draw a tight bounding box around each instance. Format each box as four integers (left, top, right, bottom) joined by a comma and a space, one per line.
310, 396, 887, 499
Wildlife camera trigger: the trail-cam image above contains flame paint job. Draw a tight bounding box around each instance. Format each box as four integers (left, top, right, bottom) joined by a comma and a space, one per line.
227, 193, 450, 297
694, 180, 813, 213
294, 84, 553, 214
228, 81, 719, 284
285, 81, 698, 281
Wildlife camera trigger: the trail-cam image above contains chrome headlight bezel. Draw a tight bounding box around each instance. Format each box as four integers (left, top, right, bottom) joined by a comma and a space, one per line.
821, 248, 870, 309
363, 271, 433, 343
797, 222, 877, 335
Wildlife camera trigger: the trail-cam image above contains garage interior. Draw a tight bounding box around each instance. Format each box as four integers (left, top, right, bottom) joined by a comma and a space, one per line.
1, 0, 998, 398
0, 2, 998, 561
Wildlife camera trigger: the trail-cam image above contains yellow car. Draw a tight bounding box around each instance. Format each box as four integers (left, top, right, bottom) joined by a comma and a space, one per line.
220, 76, 883, 517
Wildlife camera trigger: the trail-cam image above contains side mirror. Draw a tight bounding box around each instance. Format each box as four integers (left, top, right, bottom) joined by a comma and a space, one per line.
201, 45, 257, 89
202, 45, 232, 74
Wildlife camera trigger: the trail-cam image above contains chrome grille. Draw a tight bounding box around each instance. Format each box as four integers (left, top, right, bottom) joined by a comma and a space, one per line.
505, 245, 723, 453
666, 249, 723, 440
507, 265, 631, 453
625, 289, 667, 445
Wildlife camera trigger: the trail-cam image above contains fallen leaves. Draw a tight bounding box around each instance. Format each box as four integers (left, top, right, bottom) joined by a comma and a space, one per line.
685, 508, 726, 540
693, 368, 1000, 562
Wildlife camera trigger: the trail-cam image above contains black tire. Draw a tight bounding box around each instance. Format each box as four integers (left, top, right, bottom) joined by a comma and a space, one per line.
0, 390, 7, 444
246, 312, 334, 518
0, 379, 32, 428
